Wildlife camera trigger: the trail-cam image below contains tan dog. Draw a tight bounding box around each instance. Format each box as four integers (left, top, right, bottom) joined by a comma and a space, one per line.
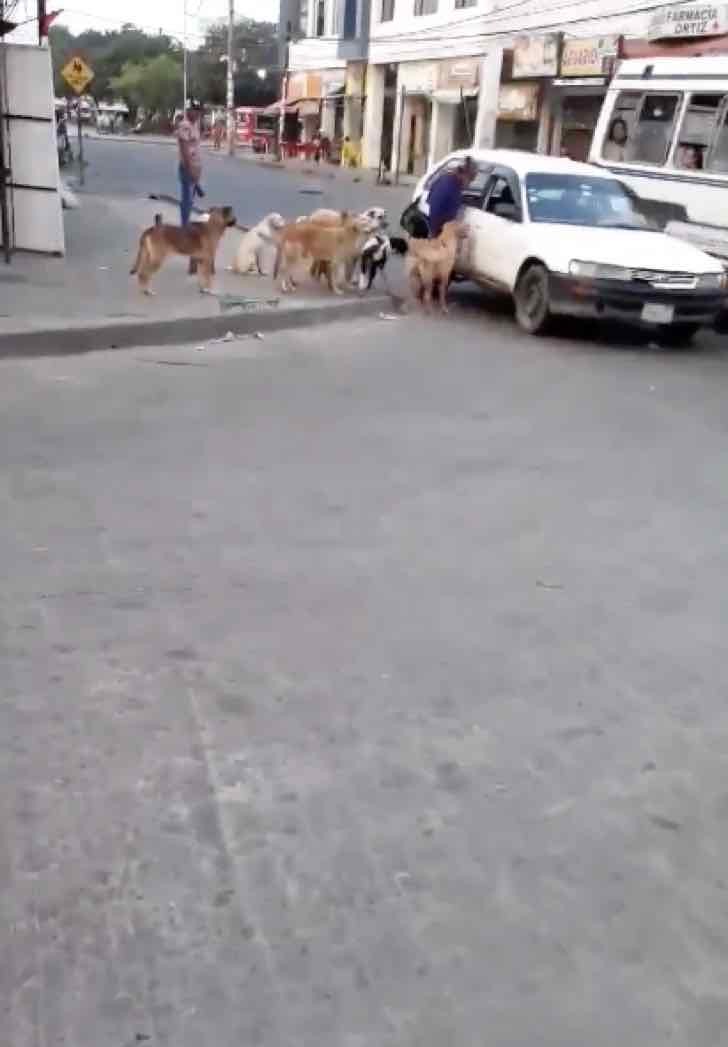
307, 207, 385, 284
405, 221, 466, 314
130, 206, 236, 295
274, 213, 368, 294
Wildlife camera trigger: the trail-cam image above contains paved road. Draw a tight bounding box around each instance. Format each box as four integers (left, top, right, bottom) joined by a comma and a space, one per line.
3, 310, 728, 1046
78, 137, 411, 229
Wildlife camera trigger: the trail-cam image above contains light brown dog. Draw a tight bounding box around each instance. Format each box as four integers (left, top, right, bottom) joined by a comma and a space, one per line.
130, 206, 236, 295
405, 221, 467, 314
274, 213, 368, 293
306, 207, 385, 284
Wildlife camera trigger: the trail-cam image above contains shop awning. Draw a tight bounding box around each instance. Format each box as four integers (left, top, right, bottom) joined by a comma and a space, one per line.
263, 98, 296, 115
431, 87, 479, 105
263, 97, 322, 117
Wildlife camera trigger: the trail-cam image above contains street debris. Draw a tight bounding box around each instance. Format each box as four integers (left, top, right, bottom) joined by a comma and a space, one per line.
253, 331, 265, 340
378, 312, 399, 321
536, 579, 564, 590
218, 294, 280, 314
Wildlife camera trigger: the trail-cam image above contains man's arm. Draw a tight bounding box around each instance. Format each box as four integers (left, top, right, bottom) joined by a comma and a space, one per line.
177, 124, 195, 175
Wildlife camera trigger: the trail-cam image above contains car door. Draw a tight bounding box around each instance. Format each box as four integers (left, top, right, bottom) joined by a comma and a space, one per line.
455, 163, 493, 275
464, 166, 527, 290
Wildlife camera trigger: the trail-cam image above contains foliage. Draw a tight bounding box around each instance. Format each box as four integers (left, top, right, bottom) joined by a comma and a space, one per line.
111, 54, 182, 120
49, 18, 279, 109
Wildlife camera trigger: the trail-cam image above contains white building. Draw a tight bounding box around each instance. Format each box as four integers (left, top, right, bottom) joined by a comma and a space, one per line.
287, 0, 709, 176
287, 0, 371, 150
364, 0, 669, 176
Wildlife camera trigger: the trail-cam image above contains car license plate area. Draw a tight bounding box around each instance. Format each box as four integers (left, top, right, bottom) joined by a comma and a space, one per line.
641, 302, 674, 324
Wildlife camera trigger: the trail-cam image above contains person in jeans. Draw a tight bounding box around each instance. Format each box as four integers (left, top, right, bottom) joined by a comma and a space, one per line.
176, 104, 204, 226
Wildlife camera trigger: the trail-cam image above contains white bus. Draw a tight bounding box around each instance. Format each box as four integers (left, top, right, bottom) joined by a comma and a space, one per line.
589, 56, 728, 264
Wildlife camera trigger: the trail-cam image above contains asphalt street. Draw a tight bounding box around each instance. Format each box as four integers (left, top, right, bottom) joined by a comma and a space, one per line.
78, 136, 412, 228
3, 305, 728, 1047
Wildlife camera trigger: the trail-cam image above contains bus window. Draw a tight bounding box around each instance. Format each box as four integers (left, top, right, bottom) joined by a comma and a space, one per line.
626, 94, 681, 166
673, 93, 723, 170
601, 91, 640, 162
707, 103, 728, 172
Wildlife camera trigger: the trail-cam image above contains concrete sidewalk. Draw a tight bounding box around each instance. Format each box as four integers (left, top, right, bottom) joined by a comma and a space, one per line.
0, 192, 395, 356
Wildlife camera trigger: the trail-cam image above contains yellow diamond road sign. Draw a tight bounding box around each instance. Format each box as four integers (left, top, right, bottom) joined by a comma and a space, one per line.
61, 55, 94, 95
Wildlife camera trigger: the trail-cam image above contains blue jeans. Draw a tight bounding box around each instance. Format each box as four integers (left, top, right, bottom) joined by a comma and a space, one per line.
179, 165, 194, 226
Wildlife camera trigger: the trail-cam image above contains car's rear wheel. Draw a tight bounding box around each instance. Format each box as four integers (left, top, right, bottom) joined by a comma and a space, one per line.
657, 323, 700, 347
515, 263, 551, 335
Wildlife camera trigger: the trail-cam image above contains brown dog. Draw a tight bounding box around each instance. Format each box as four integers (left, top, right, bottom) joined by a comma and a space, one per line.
405, 220, 466, 314
130, 206, 236, 295
306, 207, 383, 284
274, 213, 368, 294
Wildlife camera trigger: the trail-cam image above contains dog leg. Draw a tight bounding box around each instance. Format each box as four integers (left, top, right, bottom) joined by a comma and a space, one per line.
437, 276, 448, 315
255, 245, 266, 276
198, 259, 214, 294
326, 264, 342, 295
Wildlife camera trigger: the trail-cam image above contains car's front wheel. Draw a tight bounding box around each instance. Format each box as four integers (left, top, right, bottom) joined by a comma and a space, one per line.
657, 323, 700, 347
514, 263, 551, 335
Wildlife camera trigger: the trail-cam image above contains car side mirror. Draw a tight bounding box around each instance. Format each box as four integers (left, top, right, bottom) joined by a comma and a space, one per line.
492, 202, 520, 221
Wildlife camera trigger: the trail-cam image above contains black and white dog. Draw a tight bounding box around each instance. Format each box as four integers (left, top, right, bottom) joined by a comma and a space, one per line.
357, 232, 408, 291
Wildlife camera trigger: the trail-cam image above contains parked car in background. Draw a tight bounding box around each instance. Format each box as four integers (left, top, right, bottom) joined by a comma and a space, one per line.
413, 149, 727, 343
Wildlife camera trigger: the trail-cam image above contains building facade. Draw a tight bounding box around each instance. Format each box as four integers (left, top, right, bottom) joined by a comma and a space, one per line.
287, 0, 371, 149
287, 0, 728, 174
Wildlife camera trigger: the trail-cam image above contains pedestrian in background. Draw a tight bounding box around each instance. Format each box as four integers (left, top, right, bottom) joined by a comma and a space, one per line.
213, 114, 225, 151
177, 103, 204, 226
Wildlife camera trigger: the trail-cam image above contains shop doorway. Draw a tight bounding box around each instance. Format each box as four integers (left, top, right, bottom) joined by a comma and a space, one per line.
556, 93, 603, 161
453, 96, 477, 151
495, 119, 538, 151
380, 64, 397, 171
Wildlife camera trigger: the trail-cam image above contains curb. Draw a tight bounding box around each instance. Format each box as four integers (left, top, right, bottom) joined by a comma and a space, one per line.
0, 294, 393, 359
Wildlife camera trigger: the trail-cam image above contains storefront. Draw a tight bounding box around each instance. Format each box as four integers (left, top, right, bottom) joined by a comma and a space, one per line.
496, 81, 542, 149
343, 62, 367, 160
319, 70, 346, 142
284, 71, 323, 142
430, 57, 480, 160
547, 36, 619, 160
393, 60, 438, 176
497, 35, 558, 150
623, 3, 728, 57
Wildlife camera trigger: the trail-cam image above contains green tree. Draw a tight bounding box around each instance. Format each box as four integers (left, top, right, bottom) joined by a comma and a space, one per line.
111, 53, 182, 121
190, 17, 278, 108
50, 22, 179, 103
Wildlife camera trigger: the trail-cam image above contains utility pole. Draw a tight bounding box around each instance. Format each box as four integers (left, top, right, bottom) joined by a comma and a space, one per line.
226, 0, 235, 156
276, 27, 290, 162
182, 0, 188, 110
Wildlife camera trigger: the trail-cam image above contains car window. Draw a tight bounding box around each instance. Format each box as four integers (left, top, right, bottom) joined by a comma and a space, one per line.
707, 99, 728, 171
600, 91, 641, 163
626, 93, 681, 166
483, 171, 521, 215
462, 164, 492, 204
673, 92, 723, 170
525, 173, 645, 228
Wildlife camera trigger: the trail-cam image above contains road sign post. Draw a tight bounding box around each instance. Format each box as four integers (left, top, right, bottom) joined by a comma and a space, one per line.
60, 56, 94, 187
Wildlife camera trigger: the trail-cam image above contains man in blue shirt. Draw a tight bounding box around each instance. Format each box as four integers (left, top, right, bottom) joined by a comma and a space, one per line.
427, 156, 477, 237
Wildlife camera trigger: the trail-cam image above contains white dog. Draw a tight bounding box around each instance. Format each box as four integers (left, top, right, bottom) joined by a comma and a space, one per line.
232, 212, 285, 276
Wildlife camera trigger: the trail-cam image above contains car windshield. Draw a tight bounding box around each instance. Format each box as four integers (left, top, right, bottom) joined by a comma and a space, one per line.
525, 173, 646, 229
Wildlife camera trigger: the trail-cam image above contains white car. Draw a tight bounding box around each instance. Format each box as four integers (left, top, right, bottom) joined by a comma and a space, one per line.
412, 149, 727, 343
